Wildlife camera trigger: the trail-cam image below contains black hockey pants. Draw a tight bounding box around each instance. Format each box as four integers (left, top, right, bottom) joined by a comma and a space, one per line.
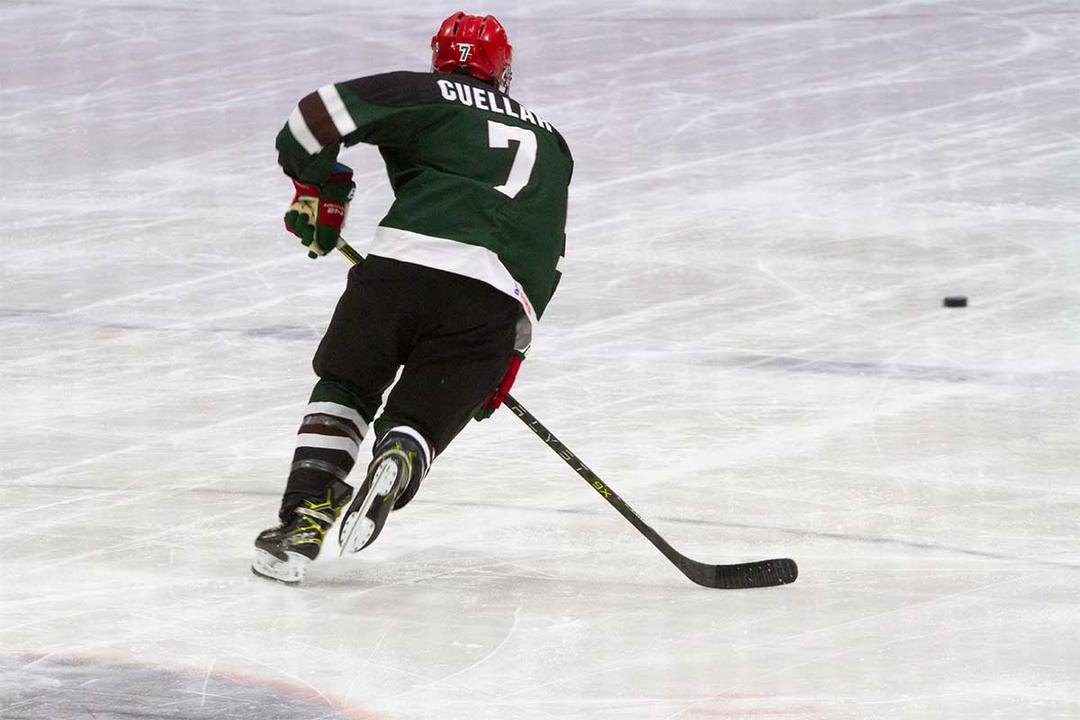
312, 255, 521, 457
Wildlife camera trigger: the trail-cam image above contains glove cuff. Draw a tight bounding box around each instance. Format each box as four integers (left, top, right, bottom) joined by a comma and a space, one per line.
291, 178, 319, 196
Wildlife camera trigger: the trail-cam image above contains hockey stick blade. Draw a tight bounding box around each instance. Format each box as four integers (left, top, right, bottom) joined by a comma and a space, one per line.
682, 557, 798, 590
505, 394, 798, 589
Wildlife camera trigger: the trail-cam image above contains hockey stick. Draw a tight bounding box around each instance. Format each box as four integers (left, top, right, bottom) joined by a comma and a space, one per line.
334, 239, 797, 589
503, 395, 797, 589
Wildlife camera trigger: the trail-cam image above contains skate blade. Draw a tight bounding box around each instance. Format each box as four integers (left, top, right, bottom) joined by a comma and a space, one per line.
338, 460, 399, 556
372, 461, 398, 496
338, 514, 376, 556
251, 548, 310, 585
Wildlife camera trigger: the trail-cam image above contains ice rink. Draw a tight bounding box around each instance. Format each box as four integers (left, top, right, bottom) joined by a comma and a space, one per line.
2, 0, 1078, 718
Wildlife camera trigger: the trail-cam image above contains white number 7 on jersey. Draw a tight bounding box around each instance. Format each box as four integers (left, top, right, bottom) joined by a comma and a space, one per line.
488, 120, 537, 199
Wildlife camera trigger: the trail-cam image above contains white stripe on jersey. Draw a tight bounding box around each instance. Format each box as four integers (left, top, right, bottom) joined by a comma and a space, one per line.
362, 226, 539, 325
287, 105, 323, 155
317, 84, 358, 137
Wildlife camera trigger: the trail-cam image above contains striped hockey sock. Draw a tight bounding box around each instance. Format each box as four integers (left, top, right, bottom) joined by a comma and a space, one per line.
280, 400, 368, 519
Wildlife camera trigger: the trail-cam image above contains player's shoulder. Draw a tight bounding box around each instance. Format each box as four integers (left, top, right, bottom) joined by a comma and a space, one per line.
339, 71, 445, 107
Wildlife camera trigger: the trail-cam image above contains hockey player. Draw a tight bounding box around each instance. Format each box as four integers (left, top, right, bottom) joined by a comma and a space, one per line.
252, 12, 573, 583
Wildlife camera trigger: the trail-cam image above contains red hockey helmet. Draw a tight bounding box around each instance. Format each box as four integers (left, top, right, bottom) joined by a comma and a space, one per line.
431, 12, 513, 94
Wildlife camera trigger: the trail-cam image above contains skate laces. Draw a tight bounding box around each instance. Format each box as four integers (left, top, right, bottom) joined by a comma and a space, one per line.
281, 515, 327, 549
295, 506, 335, 526
294, 484, 351, 526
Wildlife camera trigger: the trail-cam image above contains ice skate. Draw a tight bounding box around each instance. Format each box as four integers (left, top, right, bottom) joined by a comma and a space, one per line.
339, 431, 428, 555
252, 481, 352, 584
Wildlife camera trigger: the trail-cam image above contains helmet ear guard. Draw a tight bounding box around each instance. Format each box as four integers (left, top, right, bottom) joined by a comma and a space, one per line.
431, 11, 513, 94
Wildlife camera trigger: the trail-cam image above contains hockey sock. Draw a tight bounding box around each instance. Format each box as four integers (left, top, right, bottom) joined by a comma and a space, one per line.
280, 398, 369, 520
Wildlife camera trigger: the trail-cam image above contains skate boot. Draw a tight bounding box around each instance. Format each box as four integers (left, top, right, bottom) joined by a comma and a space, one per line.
252, 480, 352, 584
339, 429, 429, 556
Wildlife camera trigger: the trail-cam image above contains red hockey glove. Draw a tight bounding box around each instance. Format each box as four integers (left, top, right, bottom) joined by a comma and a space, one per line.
284, 164, 355, 259
474, 351, 524, 421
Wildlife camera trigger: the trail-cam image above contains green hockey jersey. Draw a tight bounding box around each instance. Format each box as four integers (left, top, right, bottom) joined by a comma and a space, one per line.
276, 70, 573, 323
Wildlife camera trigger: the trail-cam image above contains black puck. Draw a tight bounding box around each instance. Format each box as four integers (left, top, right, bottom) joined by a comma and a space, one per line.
943, 296, 967, 308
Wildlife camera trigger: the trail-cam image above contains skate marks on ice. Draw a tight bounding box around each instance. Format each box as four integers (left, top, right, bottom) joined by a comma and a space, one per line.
0, 306, 322, 343
702, 351, 1080, 389
0, 653, 374, 720
428, 498, 1080, 572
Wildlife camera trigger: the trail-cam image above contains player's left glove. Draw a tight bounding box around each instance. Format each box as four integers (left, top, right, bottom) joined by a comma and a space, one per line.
284, 164, 355, 259
473, 350, 525, 421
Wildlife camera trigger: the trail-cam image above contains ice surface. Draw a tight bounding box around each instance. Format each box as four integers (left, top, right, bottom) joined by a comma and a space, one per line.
1, 1, 1078, 719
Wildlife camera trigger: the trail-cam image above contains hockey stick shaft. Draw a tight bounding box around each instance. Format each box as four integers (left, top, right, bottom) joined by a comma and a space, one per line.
503, 394, 683, 556
334, 239, 796, 588
335, 238, 365, 265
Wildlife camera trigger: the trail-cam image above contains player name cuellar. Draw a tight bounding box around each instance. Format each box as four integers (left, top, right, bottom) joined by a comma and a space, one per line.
435, 79, 556, 133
